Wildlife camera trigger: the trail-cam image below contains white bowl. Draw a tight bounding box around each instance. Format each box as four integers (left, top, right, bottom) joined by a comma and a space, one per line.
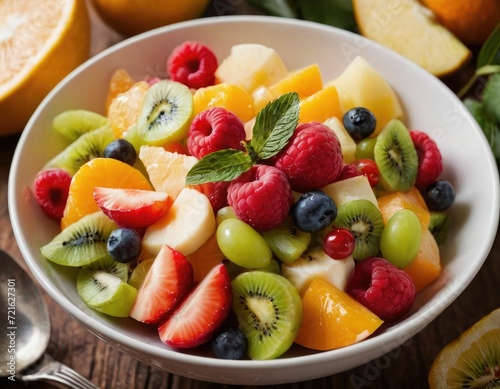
9, 15, 500, 385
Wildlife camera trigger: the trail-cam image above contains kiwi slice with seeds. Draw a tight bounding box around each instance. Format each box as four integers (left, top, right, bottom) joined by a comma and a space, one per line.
41, 211, 118, 267
136, 80, 193, 146
332, 199, 384, 260
428, 212, 451, 245
262, 217, 311, 263
231, 271, 302, 360
44, 125, 115, 176
53, 109, 108, 142
374, 119, 418, 192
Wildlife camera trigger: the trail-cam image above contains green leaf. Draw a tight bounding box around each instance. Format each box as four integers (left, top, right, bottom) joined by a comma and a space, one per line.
482, 73, 500, 124
246, 0, 298, 18
185, 149, 254, 185
297, 0, 357, 32
250, 92, 300, 160
477, 22, 500, 69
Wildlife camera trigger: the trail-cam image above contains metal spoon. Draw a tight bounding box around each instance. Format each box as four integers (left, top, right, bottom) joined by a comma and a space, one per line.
0, 249, 100, 388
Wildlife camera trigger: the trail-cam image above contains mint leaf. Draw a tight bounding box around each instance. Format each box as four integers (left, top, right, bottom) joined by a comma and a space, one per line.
297, 0, 357, 32
251, 92, 300, 160
246, 0, 298, 17
482, 73, 500, 124
477, 22, 500, 69
185, 149, 254, 185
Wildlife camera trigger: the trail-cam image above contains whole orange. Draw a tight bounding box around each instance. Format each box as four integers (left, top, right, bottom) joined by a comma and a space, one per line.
424, 0, 500, 45
90, 0, 211, 37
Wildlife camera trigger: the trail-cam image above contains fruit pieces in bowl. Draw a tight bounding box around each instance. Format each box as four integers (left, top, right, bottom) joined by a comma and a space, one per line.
32, 40, 456, 360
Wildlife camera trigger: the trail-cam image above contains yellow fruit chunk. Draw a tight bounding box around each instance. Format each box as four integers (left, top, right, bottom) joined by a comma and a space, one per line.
193, 83, 255, 122
403, 229, 441, 293
0, 0, 90, 136
353, 0, 471, 77
323, 117, 356, 163
429, 308, 500, 389
105, 69, 135, 114
186, 234, 225, 283
215, 43, 288, 93
298, 86, 342, 124
108, 81, 149, 138
423, 0, 500, 46
61, 158, 152, 229
378, 187, 430, 231
327, 56, 404, 136
295, 278, 383, 351
90, 0, 210, 37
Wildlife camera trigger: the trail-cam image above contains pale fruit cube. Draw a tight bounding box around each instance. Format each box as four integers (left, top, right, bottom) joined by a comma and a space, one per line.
323, 117, 356, 163
322, 175, 378, 207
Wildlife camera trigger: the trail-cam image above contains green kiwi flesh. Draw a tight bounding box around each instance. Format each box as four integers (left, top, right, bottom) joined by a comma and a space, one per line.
231, 271, 302, 360
428, 212, 451, 245
136, 80, 193, 146
128, 258, 154, 289
374, 119, 418, 191
262, 218, 311, 263
332, 199, 384, 260
41, 211, 118, 267
53, 109, 108, 142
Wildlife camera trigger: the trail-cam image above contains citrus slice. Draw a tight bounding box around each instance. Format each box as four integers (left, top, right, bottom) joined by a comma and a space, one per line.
61, 158, 152, 229
429, 308, 500, 388
105, 69, 136, 114
353, 0, 471, 77
0, 0, 90, 136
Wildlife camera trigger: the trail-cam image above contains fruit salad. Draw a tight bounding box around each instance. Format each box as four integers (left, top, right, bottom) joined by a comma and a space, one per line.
33, 40, 455, 360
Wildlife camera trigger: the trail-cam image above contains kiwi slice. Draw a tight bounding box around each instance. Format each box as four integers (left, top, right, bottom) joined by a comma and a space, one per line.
77, 258, 137, 317
428, 212, 451, 245
136, 80, 193, 146
53, 109, 108, 142
332, 199, 384, 260
41, 211, 118, 267
262, 218, 311, 263
231, 271, 302, 360
44, 125, 115, 176
374, 119, 418, 191
128, 258, 154, 289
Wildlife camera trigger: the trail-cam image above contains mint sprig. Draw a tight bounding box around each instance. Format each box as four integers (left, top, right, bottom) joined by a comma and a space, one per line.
185, 92, 300, 185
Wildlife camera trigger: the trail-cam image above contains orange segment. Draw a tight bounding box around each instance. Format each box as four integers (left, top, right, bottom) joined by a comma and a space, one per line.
298, 86, 342, 124
61, 158, 152, 229
295, 278, 383, 350
186, 234, 225, 283
403, 229, 441, 293
269, 63, 323, 98
378, 187, 430, 231
105, 68, 135, 113
193, 83, 255, 122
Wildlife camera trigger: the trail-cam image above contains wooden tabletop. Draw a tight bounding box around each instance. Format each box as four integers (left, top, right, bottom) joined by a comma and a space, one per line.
1, 1, 499, 388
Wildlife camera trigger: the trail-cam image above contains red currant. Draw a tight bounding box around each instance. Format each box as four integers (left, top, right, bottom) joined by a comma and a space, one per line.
323, 228, 355, 259
351, 159, 379, 187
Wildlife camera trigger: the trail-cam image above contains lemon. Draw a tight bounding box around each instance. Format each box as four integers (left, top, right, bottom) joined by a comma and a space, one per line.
0, 0, 90, 136
353, 0, 472, 77
428, 308, 500, 388
89, 0, 211, 37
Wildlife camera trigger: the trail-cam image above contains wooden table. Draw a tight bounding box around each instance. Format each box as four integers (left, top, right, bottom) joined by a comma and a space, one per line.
1, 1, 499, 388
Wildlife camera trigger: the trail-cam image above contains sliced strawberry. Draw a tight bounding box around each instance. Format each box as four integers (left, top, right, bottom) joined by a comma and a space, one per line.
158, 263, 232, 349
130, 245, 193, 324
93, 187, 173, 229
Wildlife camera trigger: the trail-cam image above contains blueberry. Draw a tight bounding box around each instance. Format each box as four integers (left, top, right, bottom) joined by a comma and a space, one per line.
342, 107, 377, 140
423, 180, 455, 211
107, 228, 142, 263
104, 139, 137, 166
291, 190, 337, 233
211, 328, 247, 360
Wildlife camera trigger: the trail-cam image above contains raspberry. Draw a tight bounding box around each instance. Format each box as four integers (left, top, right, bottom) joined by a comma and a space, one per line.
187, 107, 246, 159
199, 180, 230, 212
273, 122, 343, 192
346, 257, 416, 322
410, 130, 443, 188
167, 41, 218, 89
227, 165, 293, 231
33, 168, 72, 219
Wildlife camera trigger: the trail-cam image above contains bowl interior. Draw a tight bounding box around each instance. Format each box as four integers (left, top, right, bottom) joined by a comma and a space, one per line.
8, 16, 499, 385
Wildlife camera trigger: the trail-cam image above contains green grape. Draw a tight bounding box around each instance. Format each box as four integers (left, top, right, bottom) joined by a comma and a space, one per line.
355, 137, 377, 160
216, 205, 237, 225
216, 218, 272, 268
380, 209, 422, 268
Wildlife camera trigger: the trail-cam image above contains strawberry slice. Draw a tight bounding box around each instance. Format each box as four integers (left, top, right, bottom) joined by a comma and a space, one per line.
158, 263, 232, 349
93, 187, 173, 229
130, 245, 193, 324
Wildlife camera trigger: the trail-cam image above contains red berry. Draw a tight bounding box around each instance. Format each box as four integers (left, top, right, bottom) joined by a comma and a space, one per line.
187, 107, 246, 159
198, 180, 230, 212
335, 164, 363, 182
227, 165, 294, 231
350, 159, 379, 187
323, 228, 355, 259
33, 168, 72, 219
167, 41, 218, 89
346, 257, 416, 322
410, 130, 443, 188
273, 122, 343, 192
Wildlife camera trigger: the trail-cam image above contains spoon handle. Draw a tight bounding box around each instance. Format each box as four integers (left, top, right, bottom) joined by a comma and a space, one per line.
21, 353, 100, 389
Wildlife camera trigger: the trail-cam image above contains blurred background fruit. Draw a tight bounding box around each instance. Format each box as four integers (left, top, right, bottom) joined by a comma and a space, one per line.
89, 0, 211, 37
0, 0, 90, 136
